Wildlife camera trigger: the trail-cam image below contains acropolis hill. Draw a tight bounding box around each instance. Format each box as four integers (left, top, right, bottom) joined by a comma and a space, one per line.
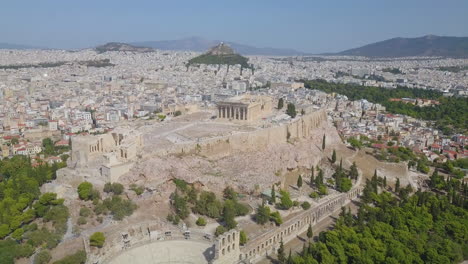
54, 95, 328, 194
48, 95, 410, 264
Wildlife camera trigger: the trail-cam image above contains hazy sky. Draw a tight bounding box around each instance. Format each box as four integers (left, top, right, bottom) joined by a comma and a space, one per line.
1, 0, 467, 53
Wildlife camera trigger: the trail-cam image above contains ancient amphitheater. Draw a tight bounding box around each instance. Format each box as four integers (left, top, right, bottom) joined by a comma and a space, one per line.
85, 186, 361, 264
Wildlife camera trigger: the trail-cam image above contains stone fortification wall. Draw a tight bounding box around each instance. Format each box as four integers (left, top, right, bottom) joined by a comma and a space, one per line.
145, 109, 327, 159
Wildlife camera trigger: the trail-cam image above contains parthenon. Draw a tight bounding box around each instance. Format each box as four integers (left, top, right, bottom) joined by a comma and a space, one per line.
217, 95, 273, 122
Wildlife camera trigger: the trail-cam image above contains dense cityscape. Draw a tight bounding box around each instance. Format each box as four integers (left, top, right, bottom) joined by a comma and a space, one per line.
0, 1, 467, 264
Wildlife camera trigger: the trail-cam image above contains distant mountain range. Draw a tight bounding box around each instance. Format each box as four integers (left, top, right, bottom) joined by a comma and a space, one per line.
0, 42, 44, 50
2, 35, 468, 58
131, 37, 308, 56
333, 35, 468, 58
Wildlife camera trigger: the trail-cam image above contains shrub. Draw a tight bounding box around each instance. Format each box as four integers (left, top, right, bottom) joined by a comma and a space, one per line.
279, 190, 293, 210
255, 203, 271, 225
77, 182, 93, 200
77, 217, 87, 225
102, 195, 137, 220
309, 192, 319, 198
130, 184, 144, 195
196, 217, 207, 226
79, 207, 91, 217
318, 185, 328, 196
11, 228, 24, 240
270, 211, 283, 226
110, 183, 124, 195
34, 250, 51, 264
53, 250, 87, 264
239, 230, 248, 245
89, 232, 105, 248
301, 201, 311, 210
215, 225, 226, 236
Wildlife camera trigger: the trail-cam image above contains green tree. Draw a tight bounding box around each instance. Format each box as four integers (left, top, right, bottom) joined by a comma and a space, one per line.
310, 166, 315, 187
315, 169, 324, 187
11, 228, 24, 240
35, 250, 51, 264
271, 185, 276, 204
307, 224, 313, 241
286, 103, 296, 118
278, 98, 284, 109
196, 217, 207, 226
297, 175, 303, 189
322, 134, 326, 150
279, 190, 293, 210
171, 191, 189, 219
278, 240, 286, 264
270, 211, 283, 226
349, 162, 358, 180
395, 178, 400, 193
0, 224, 10, 239
239, 230, 248, 245
77, 182, 93, 200
53, 250, 87, 264
287, 249, 293, 264
301, 201, 311, 210
223, 200, 237, 230
215, 225, 226, 236
255, 201, 270, 225
331, 149, 337, 163
89, 232, 105, 248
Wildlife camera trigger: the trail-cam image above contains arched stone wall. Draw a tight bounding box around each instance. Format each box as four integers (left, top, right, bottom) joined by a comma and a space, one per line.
238, 186, 362, 263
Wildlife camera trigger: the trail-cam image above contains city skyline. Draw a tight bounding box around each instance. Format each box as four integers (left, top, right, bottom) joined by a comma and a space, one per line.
1, 0, 468, 53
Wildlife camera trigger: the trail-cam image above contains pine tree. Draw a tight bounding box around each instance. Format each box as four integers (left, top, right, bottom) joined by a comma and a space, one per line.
315, 169, 324, 187
310, 167, 315, 187
277, 240, 286, 263
223, 200, 237, 230
286, 103, 296, 118
271, 185, 276, 204
287, 249, 293, 264
297, 175, 303, 189
383, 176, 387, 187
306, 224, 313, 240
278, 98, 284, 109
395, 178, 400, 193
349, 162, 358, 180
331, 149, 337, 163
322, 134, 326, 150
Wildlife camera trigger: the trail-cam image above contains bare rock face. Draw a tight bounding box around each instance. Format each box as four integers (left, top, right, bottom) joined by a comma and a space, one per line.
122, 123, 343, 194
206, 42, 235, 55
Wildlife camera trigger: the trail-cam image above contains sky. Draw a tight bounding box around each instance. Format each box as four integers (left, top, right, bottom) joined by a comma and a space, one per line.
1, 0, 468, 53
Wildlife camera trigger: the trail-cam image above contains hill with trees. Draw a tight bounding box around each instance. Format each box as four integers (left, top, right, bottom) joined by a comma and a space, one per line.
283, 174, 468, 264
188, 43, 252, 69
302, 79, 468, 134
95, 42, 154, 53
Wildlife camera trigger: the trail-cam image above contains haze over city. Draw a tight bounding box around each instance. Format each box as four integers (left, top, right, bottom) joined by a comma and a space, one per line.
0, 1, 467, 264
1, 0, 468, 52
